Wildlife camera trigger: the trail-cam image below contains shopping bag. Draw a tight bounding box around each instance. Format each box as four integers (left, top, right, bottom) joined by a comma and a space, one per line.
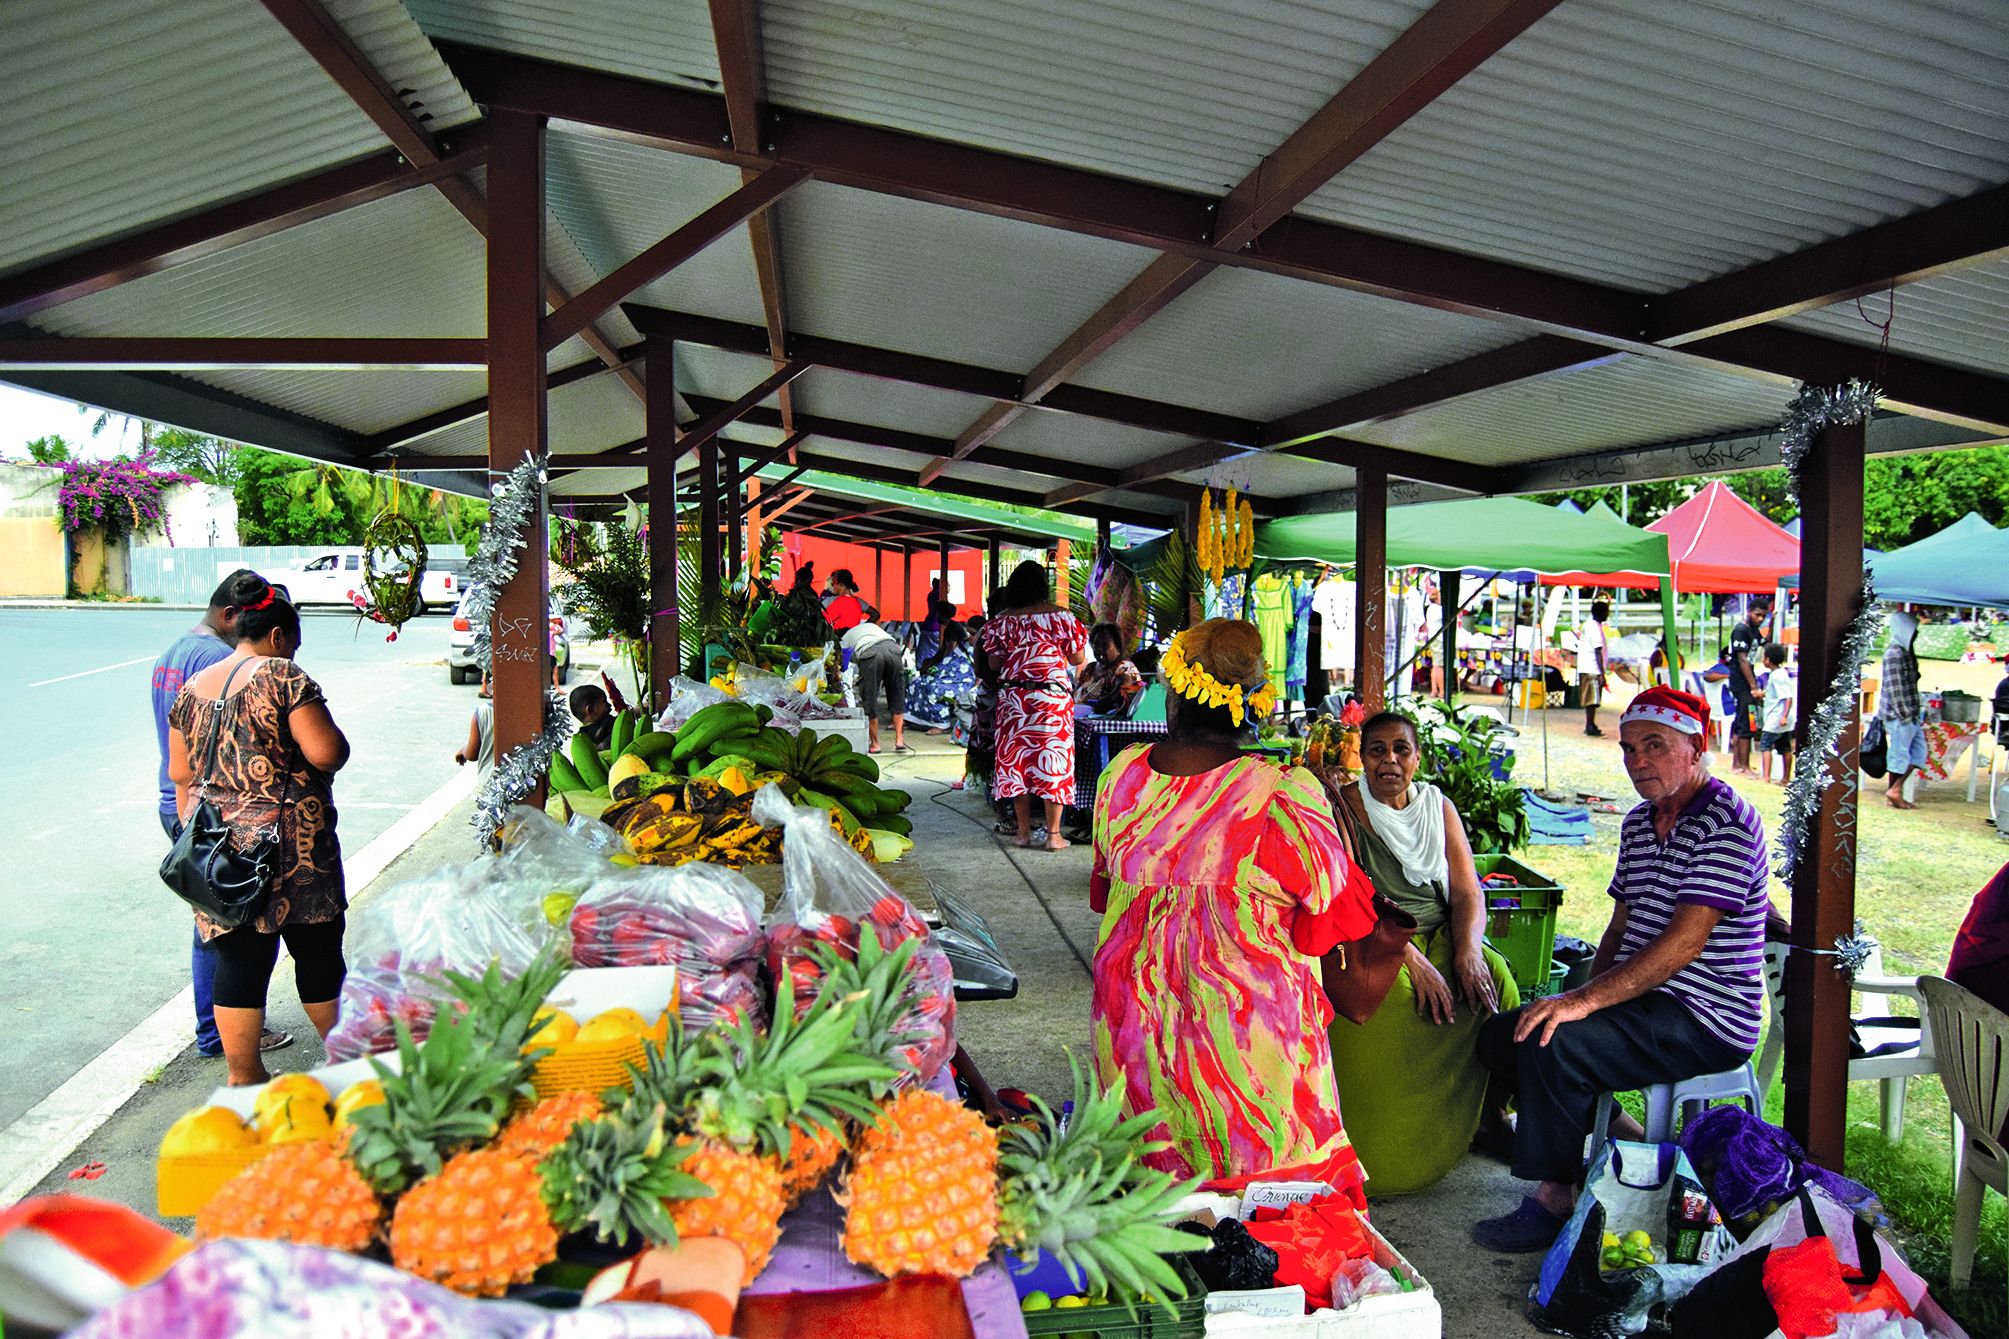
1860, 717, 1888, 779
1671, 1188, 1970, 1339
1530, 1140, 1727, 1338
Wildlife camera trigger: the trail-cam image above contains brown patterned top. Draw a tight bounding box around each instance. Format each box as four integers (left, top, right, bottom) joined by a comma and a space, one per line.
169, 657, 345, 940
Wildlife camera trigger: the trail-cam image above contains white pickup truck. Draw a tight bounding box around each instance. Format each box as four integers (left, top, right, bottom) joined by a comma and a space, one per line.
257, 549, 466, 613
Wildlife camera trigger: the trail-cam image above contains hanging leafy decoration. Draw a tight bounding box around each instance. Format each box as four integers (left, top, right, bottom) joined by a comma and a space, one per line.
354, 507, 426, 642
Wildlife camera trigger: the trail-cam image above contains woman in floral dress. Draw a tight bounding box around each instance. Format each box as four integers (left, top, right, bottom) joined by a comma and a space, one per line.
1091, 619, 1377, 1191
977, 562, 1088, 851
907, 621, 977, 733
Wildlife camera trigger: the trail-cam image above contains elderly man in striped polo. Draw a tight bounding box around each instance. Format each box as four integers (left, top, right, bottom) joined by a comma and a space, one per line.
1471, 687, 1770, 1252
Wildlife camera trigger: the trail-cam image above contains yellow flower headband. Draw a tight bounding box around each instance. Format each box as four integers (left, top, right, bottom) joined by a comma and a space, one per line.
1160, 632, 1277, 728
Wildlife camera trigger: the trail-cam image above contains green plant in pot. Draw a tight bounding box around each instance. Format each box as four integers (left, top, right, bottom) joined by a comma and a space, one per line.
1403, 700, 1530, 855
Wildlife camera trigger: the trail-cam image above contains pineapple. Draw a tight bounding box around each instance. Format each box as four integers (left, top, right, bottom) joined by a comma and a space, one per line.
664, 974, 893, 1285
393, 1105, 705, 1297
497, 1090, 604, 1157
839, 1087, 999, 1279
994, 1055, 1201, 1303
781, 935, 931, 1208
196, 1140, 381, 1252
392, 1146, 555, 1296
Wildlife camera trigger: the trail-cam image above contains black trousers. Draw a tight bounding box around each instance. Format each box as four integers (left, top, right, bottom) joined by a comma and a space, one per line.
1477, 990, 1747, 1183
208, 918, 347, 1009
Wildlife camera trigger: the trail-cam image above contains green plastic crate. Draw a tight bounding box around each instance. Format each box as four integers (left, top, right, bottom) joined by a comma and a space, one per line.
1475, 854, 1564, 995
1524, 957, 1571, 999
1020, 1256, 1208, 1338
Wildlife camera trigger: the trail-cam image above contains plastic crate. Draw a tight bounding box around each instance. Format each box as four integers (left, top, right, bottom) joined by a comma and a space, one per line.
1523, 957, 1570, 1000
1474, 854, 1563, 994
1019, 1255, 1208, 1338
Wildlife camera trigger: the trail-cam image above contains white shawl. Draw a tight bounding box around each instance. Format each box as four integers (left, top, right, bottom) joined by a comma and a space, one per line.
1360, 780, 1449, 891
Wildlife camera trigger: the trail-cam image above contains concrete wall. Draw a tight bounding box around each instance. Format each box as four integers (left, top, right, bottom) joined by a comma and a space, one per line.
0, 462, 67, 596
130, 543, 468, 605
147, 482, 238, 549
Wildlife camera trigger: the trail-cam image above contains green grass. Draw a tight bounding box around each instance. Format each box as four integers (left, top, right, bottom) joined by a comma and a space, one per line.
1501, 697, 2007, 1333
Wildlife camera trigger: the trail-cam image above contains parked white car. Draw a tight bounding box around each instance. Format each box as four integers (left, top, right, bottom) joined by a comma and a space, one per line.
448, 585, 571, 686
260, 548, 464, 614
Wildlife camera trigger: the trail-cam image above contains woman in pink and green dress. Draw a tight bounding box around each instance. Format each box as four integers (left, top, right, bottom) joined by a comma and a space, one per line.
1091, 620, 1378, 1192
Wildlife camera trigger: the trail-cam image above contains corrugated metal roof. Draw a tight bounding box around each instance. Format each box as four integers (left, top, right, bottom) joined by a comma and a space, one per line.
30, 188, 484, 337
989, 410, 1191, 474
545, 128, 766, 328
781, 181, 1158, 372
761, 0, 1433, 194
790, 367, 996, 442
327, 0, 481, 132
403, 0, 721, 91
1781, 257, 2009, 379
401, 372, 645, 459
1076, 264, 1527, 421
1174, 451, 1356, 497
798, 439, 933, 475
187, 368, 488, 439
1302, 0, 2009, 291
0, 0, 394, 275
552, 465, 645, 498
1345, 354, 1796, 466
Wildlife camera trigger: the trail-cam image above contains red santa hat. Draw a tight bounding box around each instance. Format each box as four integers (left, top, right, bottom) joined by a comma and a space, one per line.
1620, 686, 1710, 737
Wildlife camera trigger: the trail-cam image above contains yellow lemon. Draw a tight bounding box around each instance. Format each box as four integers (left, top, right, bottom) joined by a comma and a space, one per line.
332, 1080, 385, 1128
523, 1007, 581, 1052
576, 1007, 653, 1044
252, 1073, 330, 1126
1622, 1229, 1653, 1253
159, 1106, 254, 1157
258, 1094, 334, 1144
1055, 1295, 1087, 1309
543, 890, 581, 925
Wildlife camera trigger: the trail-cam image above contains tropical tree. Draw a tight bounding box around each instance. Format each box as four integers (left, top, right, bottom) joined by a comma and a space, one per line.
18, 434, 73, 464
149, 427, 245, 487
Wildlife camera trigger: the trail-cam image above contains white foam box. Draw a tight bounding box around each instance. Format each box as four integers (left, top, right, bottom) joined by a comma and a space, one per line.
806, 715, 872, 754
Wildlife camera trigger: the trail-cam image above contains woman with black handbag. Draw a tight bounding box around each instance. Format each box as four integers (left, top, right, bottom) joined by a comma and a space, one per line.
166, 575, 350, 1087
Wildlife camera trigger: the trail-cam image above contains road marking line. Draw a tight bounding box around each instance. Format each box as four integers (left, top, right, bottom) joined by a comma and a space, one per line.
0, 765, 478, 1207
28, 656, 155, 688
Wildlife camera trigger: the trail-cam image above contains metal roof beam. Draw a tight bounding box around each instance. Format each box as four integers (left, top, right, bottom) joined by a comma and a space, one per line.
0, 367, 360, 466
919, 0, 1566, 484
365, 347, 643, 453
707, 0, 799, 434
673, 360, 808, 458
540, 167, 806, 350
1676, 329, 2009, 437
736, 430, 809, 486
1646, 180, 2009, 345
0, 336, 485, 369
0, 135, 490, 322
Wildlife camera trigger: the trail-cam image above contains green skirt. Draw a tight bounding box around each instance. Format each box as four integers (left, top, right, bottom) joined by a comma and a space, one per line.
1328, 929, 1521, 1196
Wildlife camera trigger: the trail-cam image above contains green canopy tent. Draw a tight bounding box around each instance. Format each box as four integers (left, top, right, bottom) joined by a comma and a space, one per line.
1255, 495, 1681, 689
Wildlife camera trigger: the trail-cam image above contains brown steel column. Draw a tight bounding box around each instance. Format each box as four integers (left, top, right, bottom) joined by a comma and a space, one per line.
485, 109, 550, 766
697, 434, 722, 642
901, 544, 913, 622
1355, 468, 1388, 710
1440, 568, 1459, 708
937, 537, 952, 614
723, 447, 743, 579
646, 336, 679, 703
1784, 419, 1866, 1169
987, 537, 1003, 603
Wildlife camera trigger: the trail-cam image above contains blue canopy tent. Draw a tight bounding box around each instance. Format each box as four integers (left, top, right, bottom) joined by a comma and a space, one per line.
1869, 513, 2009, 610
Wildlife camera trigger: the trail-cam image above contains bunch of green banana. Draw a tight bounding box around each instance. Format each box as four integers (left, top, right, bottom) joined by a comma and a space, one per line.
727, 725, 914, 838
547, 706, 680, 798
665, 701, 776, 766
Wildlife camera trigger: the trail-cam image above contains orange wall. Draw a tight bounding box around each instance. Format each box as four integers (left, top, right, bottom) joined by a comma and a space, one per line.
778, 535, 988, 621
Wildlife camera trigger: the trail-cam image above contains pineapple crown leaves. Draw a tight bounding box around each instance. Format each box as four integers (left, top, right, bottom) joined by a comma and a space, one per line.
803, 933, 930, 1087
995, 1053, 1201, 1305
614, 1026, 711, 1129
429, 944, 572, 1071
685, 970, 894, 1157
539, 1105, 712, 1249
344, 1014, 525, 1196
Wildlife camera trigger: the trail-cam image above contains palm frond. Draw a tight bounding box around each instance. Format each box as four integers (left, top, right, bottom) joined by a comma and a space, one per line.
1142, 531, 1200, 641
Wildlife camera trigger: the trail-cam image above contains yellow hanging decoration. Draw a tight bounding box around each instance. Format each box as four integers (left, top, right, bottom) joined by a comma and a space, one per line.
1239, 498, 1255, 567
1211, 496, 1229, 583
1196, 490, 1215, 577
1224, 487, 1240, 574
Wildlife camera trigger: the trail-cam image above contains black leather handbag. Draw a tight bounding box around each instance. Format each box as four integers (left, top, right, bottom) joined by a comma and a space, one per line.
159, 659, 291, 929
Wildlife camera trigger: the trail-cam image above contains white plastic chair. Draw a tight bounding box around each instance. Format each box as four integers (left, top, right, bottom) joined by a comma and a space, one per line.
1918, 976, 2009, 1303
1587, 1061, 1764, 1169
1755, 940, 1936, 1139
1680, 671, 1734, 754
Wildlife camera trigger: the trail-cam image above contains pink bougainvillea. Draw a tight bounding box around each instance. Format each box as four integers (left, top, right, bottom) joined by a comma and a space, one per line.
53, 454, 194, 542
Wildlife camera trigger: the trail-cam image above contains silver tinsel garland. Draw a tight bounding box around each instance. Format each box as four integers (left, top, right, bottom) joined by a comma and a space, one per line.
1778, 380, 1879, 508
461, 452, 549, 673
473, 688, 574, 848
1773, 574, 1882, 884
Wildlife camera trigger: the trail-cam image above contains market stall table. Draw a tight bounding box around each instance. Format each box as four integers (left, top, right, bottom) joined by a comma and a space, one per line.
1071, 716, 1168, 808
1917, 719, 1987, 799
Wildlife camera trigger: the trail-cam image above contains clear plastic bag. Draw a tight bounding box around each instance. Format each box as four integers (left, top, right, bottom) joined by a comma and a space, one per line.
499, 806, 632, 888
567, 863, 768, 1031
751, 787, 956, 1081
326, 858, 555, 1060
654, 677, 734, 731
1330, 1257, 1403, 1309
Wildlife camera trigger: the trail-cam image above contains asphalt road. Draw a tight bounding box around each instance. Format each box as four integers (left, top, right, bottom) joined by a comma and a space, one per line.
0, 605, 476, 1129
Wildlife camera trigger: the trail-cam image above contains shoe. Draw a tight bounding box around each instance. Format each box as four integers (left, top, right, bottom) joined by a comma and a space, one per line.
1472, 1195, 1568, 1253
950, 778, 966, 791
1584, 725, 1604, 737
260, 1028, 293, 1052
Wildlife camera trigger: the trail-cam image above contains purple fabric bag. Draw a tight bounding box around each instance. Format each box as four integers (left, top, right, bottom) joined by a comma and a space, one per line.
1679, 1106, 1882, 1236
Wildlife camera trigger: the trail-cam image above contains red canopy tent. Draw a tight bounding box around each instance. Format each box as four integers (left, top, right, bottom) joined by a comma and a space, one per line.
1544, 481, 1801, 593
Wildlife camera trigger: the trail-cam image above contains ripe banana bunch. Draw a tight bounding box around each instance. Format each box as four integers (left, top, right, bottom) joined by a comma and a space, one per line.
611, 778, 780, 870
546, 707, 678, 798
